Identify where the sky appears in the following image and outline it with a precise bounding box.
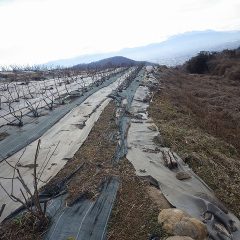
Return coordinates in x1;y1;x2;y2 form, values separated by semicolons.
0;0;239;65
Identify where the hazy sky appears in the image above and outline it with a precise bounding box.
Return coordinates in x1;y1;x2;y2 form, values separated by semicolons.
0;0;239;65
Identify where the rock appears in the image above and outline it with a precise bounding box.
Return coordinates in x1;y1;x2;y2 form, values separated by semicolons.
158;209;190;233
176;171;191;180
148;125;157;131
158;208;208;240
165;237;194;240
146;186;171;209
173;217;207;240
166;237;194;240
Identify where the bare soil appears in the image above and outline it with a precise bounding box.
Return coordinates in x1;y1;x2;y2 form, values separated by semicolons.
149;66;240;218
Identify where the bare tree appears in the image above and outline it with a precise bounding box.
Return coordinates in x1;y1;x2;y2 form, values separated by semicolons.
0;140;49;225
7;101;24;127
42;89;55;111
53;77;65;105
25;99;40;118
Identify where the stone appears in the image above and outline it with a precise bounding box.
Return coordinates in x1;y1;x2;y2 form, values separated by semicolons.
146;186;171;209
158;208;208;240
158;209;190;233
176;171;191;180
173;217;207;240
165;237;194;240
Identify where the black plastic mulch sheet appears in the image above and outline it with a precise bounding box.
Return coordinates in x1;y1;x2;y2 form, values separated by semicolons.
44;177;119;240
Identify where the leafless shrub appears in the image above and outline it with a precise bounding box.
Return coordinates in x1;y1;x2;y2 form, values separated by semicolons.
0;140;49;226
42;89;55;111
6;101;24;127
25;99;40;117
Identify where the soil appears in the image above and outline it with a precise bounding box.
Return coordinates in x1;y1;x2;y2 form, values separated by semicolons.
149;67;240;219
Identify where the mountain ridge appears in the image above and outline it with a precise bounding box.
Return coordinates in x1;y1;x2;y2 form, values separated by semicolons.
47;30;240;67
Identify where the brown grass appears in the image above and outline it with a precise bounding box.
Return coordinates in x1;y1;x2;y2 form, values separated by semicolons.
107;159;168;240
149;67;240;219
0;212;49;240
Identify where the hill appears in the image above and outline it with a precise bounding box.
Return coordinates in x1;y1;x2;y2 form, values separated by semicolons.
72;56;152;70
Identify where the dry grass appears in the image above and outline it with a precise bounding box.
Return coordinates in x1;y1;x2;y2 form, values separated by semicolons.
159;68;240;151
0;212;49;240
107;159;168;240
149;67;240;219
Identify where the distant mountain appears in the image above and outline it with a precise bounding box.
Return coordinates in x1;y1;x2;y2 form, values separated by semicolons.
72;56;152;70
47;30;240;67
